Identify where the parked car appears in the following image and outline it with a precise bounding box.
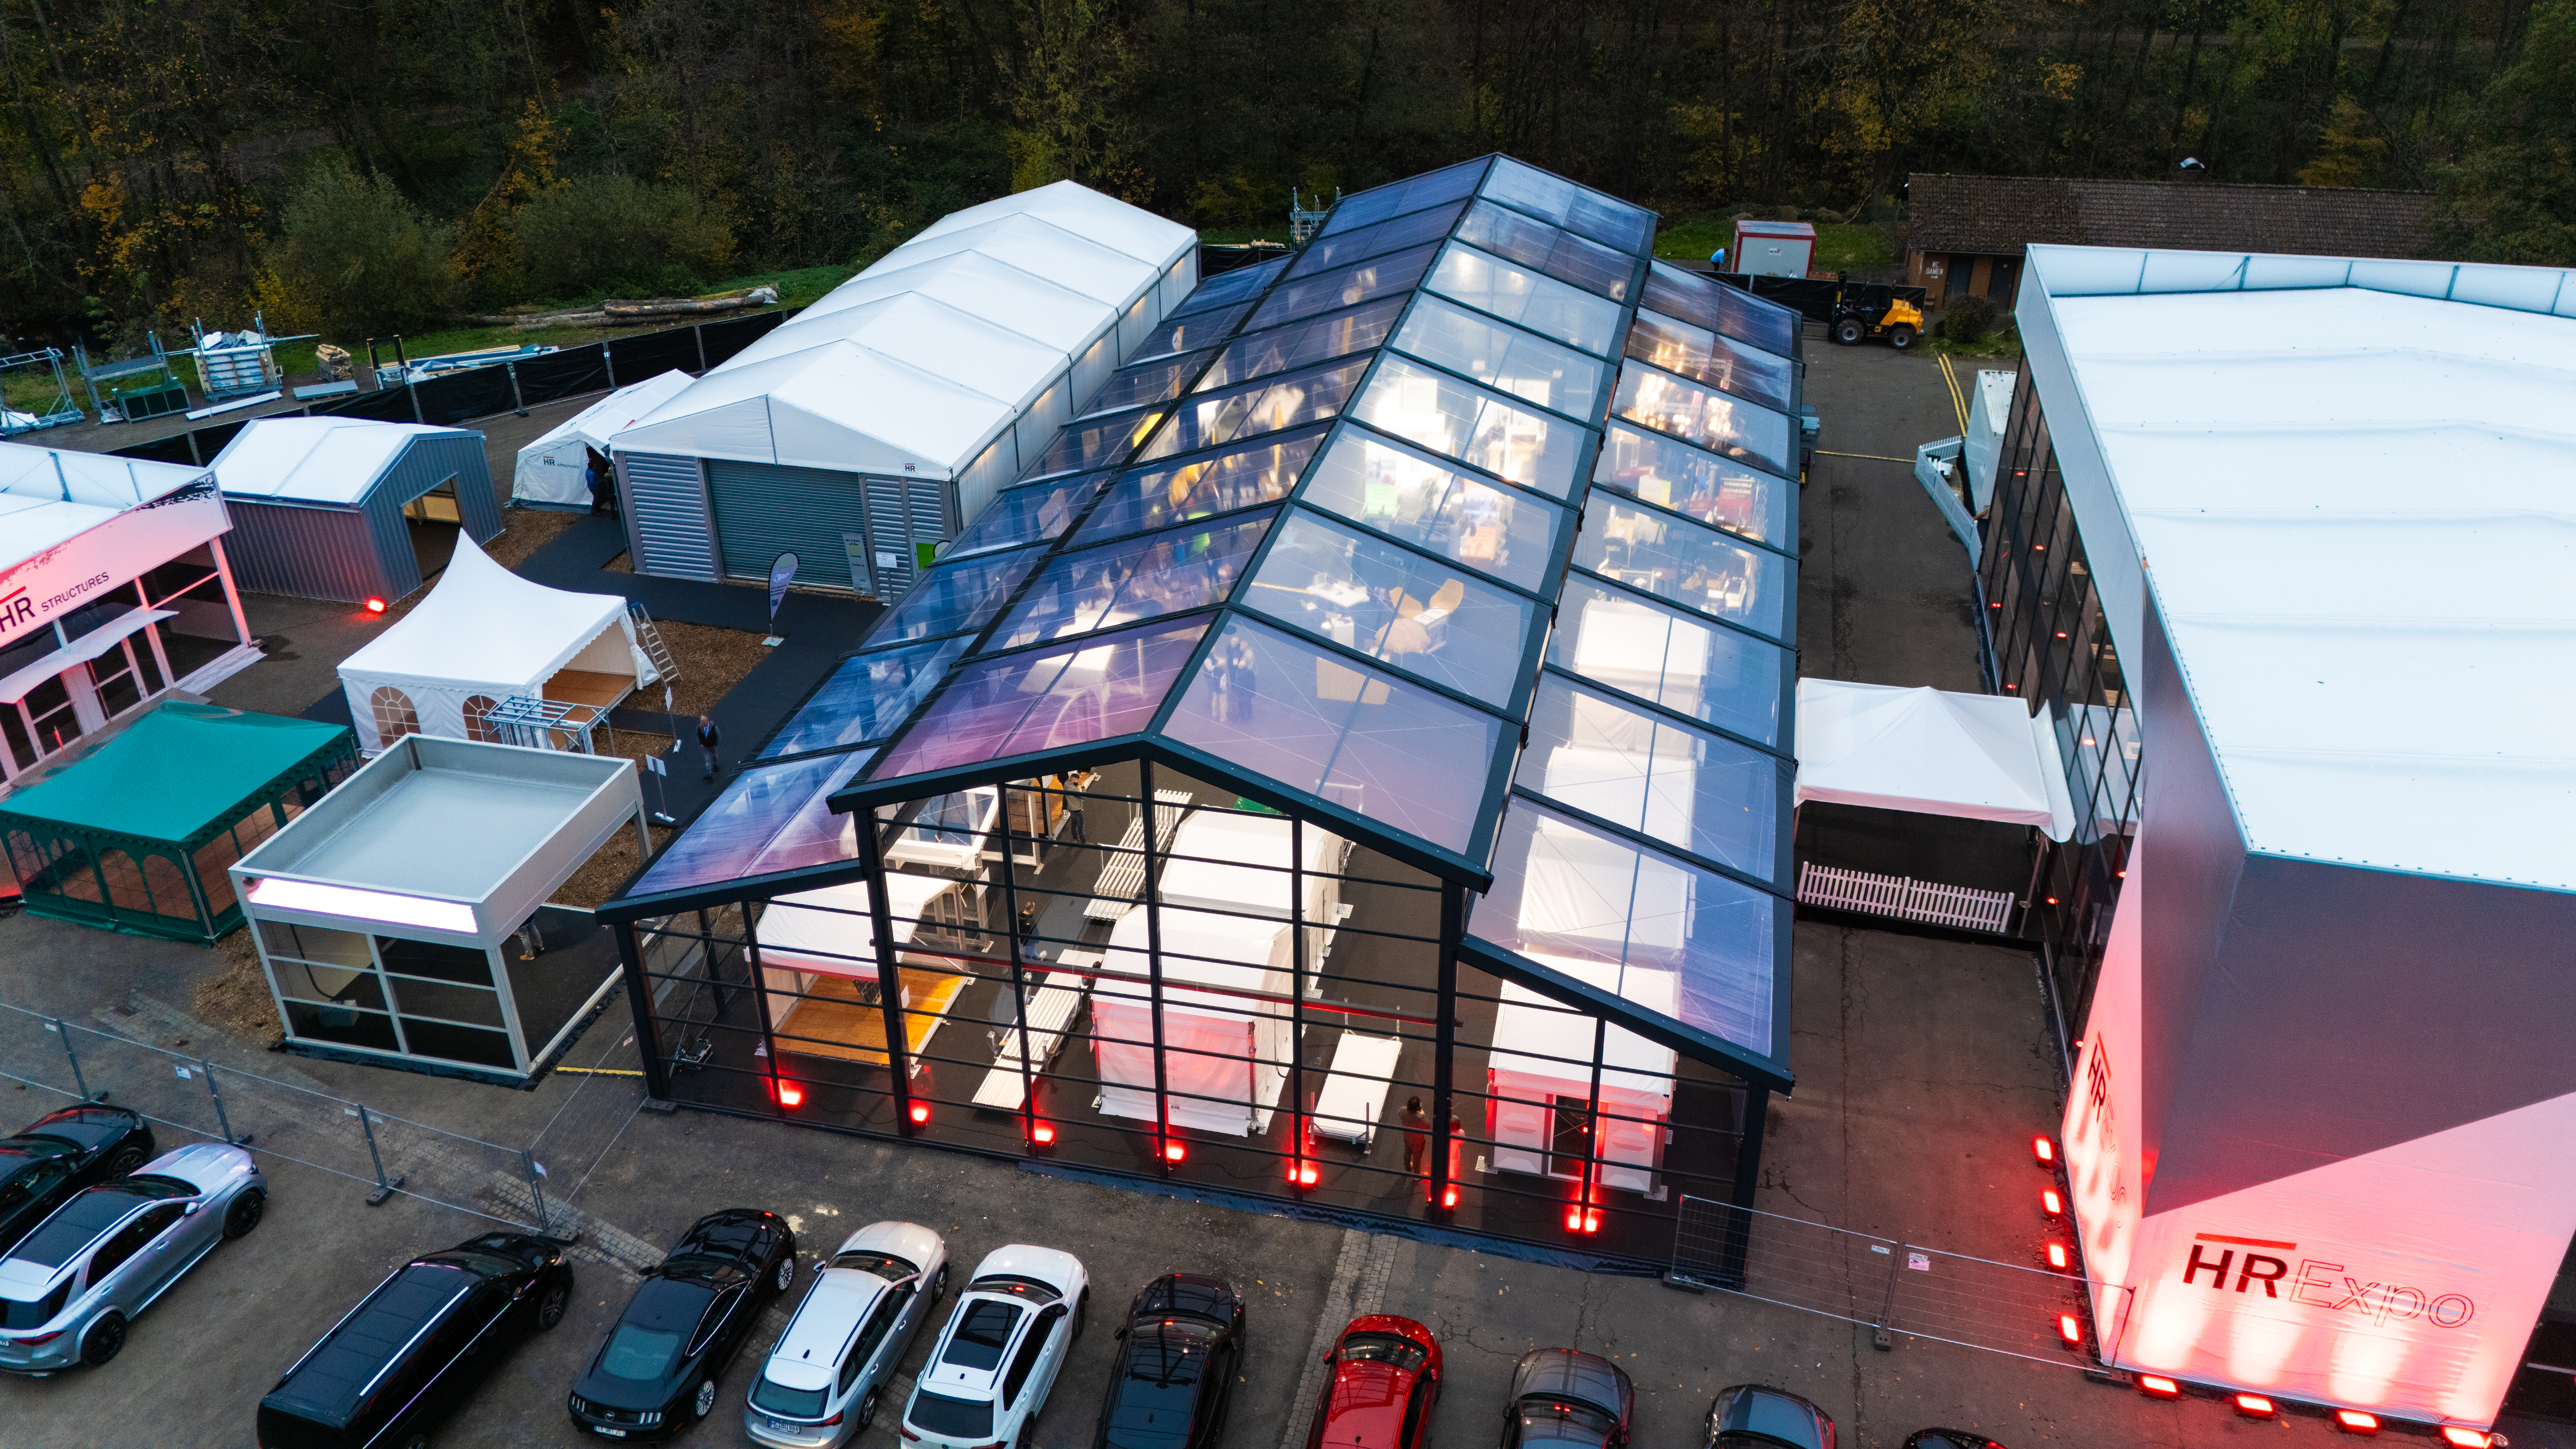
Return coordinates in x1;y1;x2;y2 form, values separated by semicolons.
0;1143;263;1372
1500;1348;1633;1449
1706;1384;1837;1449
900;1244;1088;1449
568;1208;799;1439
0;1105;155;1254
258;1230;573;1449
1900;1435;2002;1449
1098;1273;1248;1449
1303;1315;1440;1449
743;1220;948;1447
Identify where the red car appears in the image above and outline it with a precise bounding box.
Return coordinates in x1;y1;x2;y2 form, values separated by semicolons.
1305;1315;1443;1449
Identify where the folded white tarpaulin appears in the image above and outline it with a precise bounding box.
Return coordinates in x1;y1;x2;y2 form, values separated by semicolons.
1793;678;2075;840
336;536;650;750
512;370;695;508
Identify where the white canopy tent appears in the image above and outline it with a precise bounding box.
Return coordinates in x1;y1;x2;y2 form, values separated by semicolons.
337;536;657;752
512;370;695;509
1793;678;2074;839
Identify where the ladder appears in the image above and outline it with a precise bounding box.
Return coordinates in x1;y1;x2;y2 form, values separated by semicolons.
628;601;680;686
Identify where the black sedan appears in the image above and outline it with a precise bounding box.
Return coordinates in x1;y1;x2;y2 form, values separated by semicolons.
1095;1273;1246;1449
569;1208;798;1439
0;1106;153;1254
1707;1384;1837;1449
1501;1348;1633;1449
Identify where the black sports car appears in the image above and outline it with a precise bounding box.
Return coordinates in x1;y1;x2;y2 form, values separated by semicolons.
1095;1273;1246;1449
569;1208;799;1440
0;1106;154;1254
1706;1384;1836;1449
1500;1348;1633;1449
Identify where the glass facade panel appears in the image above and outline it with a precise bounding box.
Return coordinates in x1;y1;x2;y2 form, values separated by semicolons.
1574;497;1786;641
1299;427;1564;593
873;617;1210;778
629;749;876;897
944;473;1109;560
1319;158;1490;235
1133;359;1367;463
1127;300;1259;360
1285;200;1468;279
1240;510;1538;709
1193;297;1405;392
1245;243;1438;331
1642;263;1798;357
1623;310;1792;414
1170;257;1286;316
1074;428;1327;545
1081;351;1214;417
1391;295;1608;421
1550;578;1784;746
1477;157;1657;253
1610;364;1794;477
761;640;970;759
987;510;1275;651
1452;200;1635;300
1425;244;1621;357
1591;423;1790;550
859;547;1041;649
1471;798;1777;1058
1517;674;1780;879
1350;359;1591;500
1020;407;1167;481
1162;616;1501;855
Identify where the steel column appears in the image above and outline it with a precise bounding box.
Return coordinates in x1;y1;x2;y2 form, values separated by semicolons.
1430;883;1461;1216
858;813;919;1132
1140;760;1172;1171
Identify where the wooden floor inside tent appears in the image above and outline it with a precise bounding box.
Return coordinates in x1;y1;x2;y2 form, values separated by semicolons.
775;972;968;1068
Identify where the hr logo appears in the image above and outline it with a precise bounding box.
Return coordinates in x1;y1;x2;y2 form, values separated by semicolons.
2180;1233;2474;1327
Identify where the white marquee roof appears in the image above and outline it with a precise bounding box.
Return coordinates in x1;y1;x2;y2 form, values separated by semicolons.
0;444;209;567
524;369;697;458
209;417;467;504
1794;678;2074;839
612;181;1194;480
2034;256;2576;890
338;535;628;697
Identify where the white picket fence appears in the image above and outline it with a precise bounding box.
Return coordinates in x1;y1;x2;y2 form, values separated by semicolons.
1797;862;2016;933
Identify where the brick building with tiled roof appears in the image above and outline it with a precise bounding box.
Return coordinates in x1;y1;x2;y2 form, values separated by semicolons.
1904;173;2433;313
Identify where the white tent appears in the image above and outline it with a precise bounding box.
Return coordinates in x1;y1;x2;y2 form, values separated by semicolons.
337;536;657;752
513;370;695;509
1792;678;2074;839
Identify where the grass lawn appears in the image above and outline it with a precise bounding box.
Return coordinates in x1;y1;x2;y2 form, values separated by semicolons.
1653;217;1896;273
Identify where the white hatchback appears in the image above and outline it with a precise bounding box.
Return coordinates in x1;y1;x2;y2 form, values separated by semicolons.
745;1221;949;1448
900;1244;1089;1449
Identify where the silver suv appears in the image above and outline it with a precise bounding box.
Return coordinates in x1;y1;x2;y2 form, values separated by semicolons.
745;1221;948;1447
0;1142;265;1372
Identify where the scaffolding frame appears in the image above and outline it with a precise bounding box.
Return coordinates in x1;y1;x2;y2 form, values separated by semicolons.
0;348;85;435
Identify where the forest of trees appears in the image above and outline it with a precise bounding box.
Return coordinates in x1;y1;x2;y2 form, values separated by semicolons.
1;0;2567;348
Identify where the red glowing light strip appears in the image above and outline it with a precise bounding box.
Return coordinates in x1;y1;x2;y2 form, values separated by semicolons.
2040;1187;2063;1216
2439;1430;2495;1448
2334;1410;2380;1434
2233;1393;2275;1418
2056;1314;2081;1346
2135;1375;2180;1398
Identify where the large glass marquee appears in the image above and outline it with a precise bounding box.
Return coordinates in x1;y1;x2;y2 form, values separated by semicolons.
600;156;1803;1265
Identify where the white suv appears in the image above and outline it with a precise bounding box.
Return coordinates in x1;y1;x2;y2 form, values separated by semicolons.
745;1221;949;1447
900;1245;1089;1449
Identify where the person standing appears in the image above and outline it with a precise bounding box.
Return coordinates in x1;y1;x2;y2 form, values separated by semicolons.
695;714;721;779
1400;1096;1431;1175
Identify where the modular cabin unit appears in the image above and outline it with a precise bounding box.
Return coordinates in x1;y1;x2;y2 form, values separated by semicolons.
1730;219;1814;279
209;418;500;605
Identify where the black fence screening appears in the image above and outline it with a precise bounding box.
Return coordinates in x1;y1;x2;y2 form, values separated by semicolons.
511;343;609;407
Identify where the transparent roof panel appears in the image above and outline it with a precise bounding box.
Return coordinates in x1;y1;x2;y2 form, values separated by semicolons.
1574;495;1788;642
1300;426;1565;594
1644;262;1799;357
1470;797;1776;1058
858;545;1042;651
1240;509;1539;709
1127;299;1260;362
1611;363;1794;478
1550;576;1785;747
1320;158;1491;236
1625;309;1792;414
1132;358;1367;463
1453;200;1636;301
945;471;1109;559
1081;349;1215;417
1162;614;1503;855
1594;422;1791;551
1285;200;1468;280
1478;156;1656;254
760;639;970;759
1020;406;1167;482
1170;257;1287;317
1392;294;1609;422
1194;296;1405;393
629;749;874;898
1245;242;1438;332
871;616;1212;779
1425;243;1622;356
986;509;1275;653
1350;358;1593;500
1073;427;1327;545
1517;672;1781;881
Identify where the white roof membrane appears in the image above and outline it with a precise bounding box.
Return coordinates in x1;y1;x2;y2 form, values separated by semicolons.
210;418;465;503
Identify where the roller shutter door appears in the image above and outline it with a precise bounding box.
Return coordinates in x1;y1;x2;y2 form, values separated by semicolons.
707;461;873;592
620;453;718;581
862;476;956;599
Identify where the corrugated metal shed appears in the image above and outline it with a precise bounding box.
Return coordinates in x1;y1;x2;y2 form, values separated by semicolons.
211;422;500;603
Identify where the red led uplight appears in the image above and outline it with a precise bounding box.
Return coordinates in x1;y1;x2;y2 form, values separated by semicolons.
2233;1393;2276;1419
2439;1430;2496;1448
908;1102;930;1125
2033;1136;2055;1165
2041;1187;2064;1216
1031;1121;1055;1146
364;597;388;614
775;1081;804;1108
2334;1410;2381;1435
2056;1314;2082;1347
1441;1185;1459;1209
2135;1375;2180;1399
2046;1242;2070;1271
1163;1140;1186;1163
